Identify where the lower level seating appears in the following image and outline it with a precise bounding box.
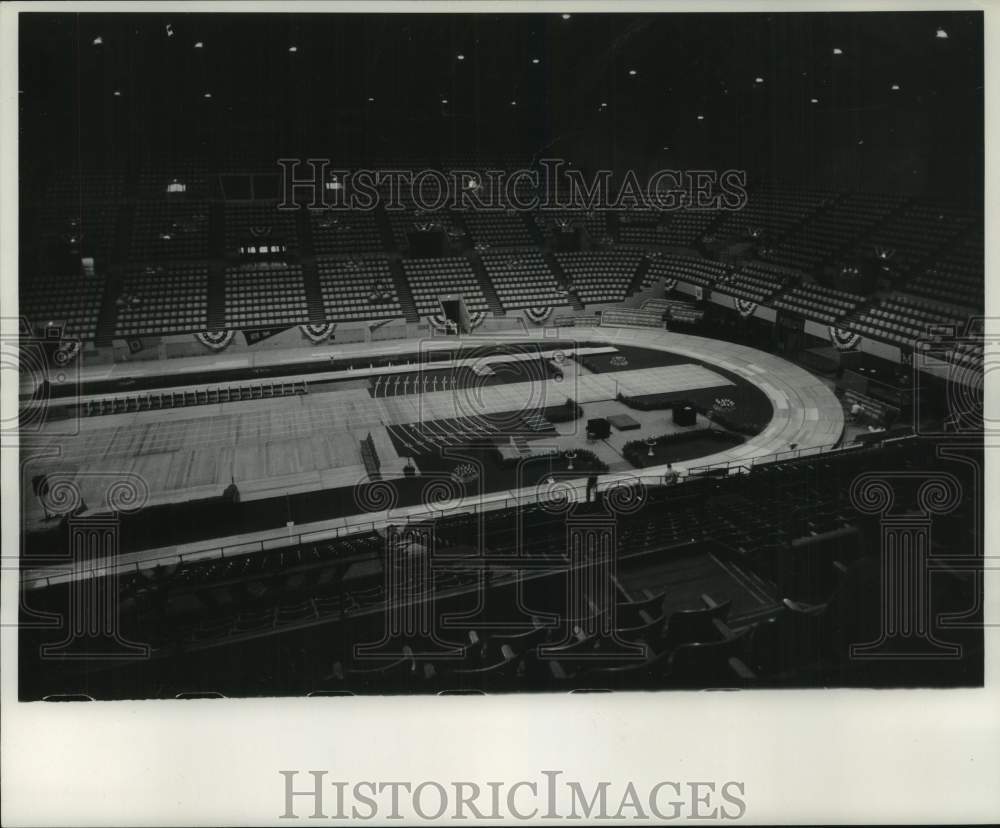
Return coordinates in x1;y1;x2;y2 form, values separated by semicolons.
315;257;402;322
845;293;967;348
773;281;865;324
555;250;642;305
402;256;489;317
480;250;567;310
20;272;104;342
223;263;309;328
115;264;209;336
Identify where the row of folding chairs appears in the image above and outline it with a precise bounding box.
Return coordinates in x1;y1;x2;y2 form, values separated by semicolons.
83;382;307;416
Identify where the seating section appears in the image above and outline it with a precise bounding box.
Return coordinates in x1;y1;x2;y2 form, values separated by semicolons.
714;262;792;303
462;211;534;249
309;210;383;256
402;257;489;317
315;257;402;322
223;263;309;328
850;203;973;274
36;202;120;260
844;294;968;348
619;209;719;248
555;250;642;304
24;437;979;697
18;172;985;345
480;251;567;310
130;201;210;261
534;210;607;241
20;272;104;342
768;193;903;272
906;225;983;310
224;202;299;255
115;264;209;336
773;282;865;324
643;255;729;289
714;184;829;240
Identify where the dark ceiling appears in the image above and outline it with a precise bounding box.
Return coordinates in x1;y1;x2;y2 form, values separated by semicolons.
18;11;984;196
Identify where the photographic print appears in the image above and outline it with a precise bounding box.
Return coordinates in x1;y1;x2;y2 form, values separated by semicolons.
12;7;986;704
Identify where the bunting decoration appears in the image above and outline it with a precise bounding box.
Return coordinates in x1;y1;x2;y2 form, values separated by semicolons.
195;330;235;351
524;306;553;324
734;297;757;318
300;322;336;343
829;326;861;351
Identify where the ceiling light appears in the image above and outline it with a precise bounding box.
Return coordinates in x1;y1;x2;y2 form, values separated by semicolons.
441;98;448;104
662;146;670;151
457;53;465;61
165;24;174;38
194;41;204;49
562;13;571;19
857;138;864;145
755;76;764;83
890;83;900;91
936;28;949;39
92;36;103;46
113;90;121;97
531;58;540;65
697;114;705;120
600;102;608;108
833;47;843;55
628;69;638;76
288;45;298;53
368;96;375;102
510;100;517;106
810;97;819;103
203;92;212;99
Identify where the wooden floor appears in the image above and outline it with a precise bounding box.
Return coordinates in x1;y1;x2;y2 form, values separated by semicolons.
23;328;844;583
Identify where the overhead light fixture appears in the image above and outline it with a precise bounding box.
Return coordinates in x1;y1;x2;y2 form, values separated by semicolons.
600;101;608;108
936;28;949;39
203;92;212;99
628;69;638;76
697;114;705;120
368;96;375;102
113;90;121;97
288;45;298;53
810;97;819;103
441;98;448;104
833;47;843;55
531;58;540;65
890;83;900;91
510;100;517;106
165;24;174;38
194;41;204;49
857;138;864;145
457;53;465;61
662;146;670;150
92;35;103;46
562;13;571;19
755;76;764;83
